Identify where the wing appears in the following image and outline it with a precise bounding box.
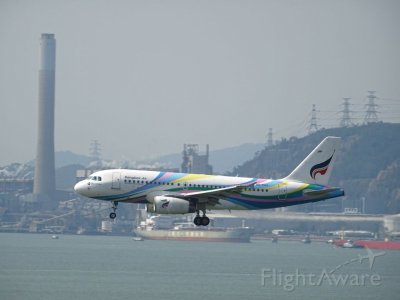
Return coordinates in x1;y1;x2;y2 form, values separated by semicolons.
163;185;249;206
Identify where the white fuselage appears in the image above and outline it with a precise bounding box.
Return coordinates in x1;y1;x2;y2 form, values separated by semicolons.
74;169;342;211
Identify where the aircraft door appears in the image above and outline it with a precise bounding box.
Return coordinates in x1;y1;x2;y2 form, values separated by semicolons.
278;183;287;200
111;172;121;189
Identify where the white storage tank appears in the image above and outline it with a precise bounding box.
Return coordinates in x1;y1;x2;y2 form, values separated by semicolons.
384;214;400;232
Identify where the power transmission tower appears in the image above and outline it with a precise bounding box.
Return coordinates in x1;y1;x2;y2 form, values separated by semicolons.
308;104;318;134
267;128;273;147
364;91;379;123
89;140;101;161
340;97;354;127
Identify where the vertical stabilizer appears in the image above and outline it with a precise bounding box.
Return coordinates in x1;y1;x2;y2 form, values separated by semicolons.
285;137;341;185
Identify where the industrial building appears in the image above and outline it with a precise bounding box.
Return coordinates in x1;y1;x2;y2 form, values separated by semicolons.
181;144;213;174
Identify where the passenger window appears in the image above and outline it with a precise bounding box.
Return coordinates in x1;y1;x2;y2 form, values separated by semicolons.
98;177;102;181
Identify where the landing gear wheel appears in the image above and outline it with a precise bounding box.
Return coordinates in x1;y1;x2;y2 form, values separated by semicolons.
201;216;210;226
109;201;118;219
194;216;202;226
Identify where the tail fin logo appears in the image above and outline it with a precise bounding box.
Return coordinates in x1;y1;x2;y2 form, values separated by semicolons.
310;151;335;180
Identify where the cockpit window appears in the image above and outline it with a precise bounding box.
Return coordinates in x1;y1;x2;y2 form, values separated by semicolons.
88;175;101;181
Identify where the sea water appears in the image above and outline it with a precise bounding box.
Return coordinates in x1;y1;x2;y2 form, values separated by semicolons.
1;233;399;300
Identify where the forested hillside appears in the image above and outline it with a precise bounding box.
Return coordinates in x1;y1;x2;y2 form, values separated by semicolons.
230;123;400;214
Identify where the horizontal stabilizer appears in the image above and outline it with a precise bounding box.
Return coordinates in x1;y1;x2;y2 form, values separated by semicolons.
304;188;339;197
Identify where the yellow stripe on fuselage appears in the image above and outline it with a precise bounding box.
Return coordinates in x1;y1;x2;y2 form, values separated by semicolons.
172;174;215;183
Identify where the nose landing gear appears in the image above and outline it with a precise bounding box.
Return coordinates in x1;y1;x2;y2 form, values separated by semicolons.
109;201;118;219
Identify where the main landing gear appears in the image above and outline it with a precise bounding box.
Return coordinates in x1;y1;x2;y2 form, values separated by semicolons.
109;201;118;219
193;210;210;226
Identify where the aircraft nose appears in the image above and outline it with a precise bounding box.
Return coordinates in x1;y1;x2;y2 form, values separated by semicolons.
74;181;87;196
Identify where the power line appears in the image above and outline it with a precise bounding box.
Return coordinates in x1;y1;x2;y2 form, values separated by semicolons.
270;91;398;141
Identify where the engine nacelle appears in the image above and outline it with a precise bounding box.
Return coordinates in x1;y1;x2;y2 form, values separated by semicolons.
146;196;196;214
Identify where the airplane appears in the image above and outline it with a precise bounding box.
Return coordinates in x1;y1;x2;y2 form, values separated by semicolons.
74;136;344;226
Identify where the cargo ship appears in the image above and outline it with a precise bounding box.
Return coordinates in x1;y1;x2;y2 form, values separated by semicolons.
134;221;253;243
332;239;400;250
327;229;400;250
133;212;253;242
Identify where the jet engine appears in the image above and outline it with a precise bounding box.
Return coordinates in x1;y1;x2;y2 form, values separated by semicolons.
146;196;196;214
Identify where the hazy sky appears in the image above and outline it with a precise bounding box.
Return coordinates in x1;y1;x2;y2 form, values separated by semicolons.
1;0;399;165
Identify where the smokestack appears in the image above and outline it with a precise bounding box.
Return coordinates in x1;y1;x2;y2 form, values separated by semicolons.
33;33;56;204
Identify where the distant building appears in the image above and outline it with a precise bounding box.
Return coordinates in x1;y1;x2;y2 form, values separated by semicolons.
181;144;213;174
